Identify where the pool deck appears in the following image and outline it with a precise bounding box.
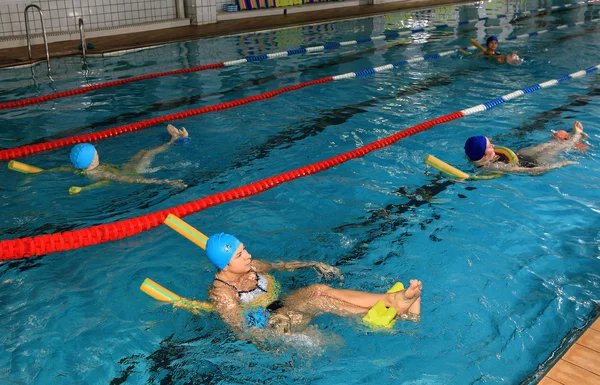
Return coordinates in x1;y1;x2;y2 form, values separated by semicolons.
540;317;600;385
0;0;474;68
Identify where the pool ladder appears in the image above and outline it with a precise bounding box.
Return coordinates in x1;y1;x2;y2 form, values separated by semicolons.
78;18;87;63
24;4;51;72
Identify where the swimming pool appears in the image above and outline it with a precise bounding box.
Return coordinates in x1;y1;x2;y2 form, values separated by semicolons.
1;0;599;383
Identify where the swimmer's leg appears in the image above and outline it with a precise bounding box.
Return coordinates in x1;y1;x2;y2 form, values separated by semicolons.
276;280;422;319
519;121;584;164
399;296;421;322
319;279;422;314
122;124;188;174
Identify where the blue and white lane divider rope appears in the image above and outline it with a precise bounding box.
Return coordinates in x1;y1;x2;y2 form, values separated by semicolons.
223;1;593;67
472;17;599;45
2;5;596;111
483;0;590;20
331;18;600;80
461;64;600;116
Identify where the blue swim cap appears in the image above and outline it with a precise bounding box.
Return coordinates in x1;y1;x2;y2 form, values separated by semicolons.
206;233;241;269
70;143;97;169
464;136;487;161
486;36;498;46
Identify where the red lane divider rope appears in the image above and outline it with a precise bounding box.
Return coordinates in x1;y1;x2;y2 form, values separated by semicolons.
0;63;225;110
0;110;464;261
0;77;334;161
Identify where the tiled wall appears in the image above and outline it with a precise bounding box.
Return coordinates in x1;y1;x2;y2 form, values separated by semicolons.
0;0;179;38
183;0;216;25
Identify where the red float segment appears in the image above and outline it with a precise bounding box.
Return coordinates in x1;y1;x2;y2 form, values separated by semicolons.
0;109;465;262
0;62;227;110
0;76;337;161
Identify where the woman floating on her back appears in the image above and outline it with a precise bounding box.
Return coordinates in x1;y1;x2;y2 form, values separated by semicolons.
464;121;586;175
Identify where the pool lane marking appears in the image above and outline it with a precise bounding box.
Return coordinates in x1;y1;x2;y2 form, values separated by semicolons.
0;0;592;110
2;16;599;161
1;62;599;261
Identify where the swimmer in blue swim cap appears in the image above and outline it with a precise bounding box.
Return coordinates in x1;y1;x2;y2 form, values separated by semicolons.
206;233;422;340
69;124;189;190
464;121;585;175
473;35;521;64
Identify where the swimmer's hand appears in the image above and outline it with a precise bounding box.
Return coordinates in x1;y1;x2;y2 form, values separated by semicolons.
312;262;343;280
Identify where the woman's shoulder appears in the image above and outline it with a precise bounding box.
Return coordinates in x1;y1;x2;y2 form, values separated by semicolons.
209;281;239;302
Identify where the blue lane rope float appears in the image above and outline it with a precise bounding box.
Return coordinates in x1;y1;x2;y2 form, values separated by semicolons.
0;1;594;110
2;62;599;261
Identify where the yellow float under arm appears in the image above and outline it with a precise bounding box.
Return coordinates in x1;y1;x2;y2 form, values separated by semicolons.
8;160;44;174
493;146;518;164
164;214;208;250
69;180;110;195
425;154;471;179
363;282;405;329
140;278;214;313
425;154;505;181
470;38;486;52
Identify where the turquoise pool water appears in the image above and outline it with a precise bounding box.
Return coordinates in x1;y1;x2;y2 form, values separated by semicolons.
1;1;600;383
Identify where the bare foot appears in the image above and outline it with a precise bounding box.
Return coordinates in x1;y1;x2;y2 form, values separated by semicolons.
167;124;189;140
390;279;421;313
573;121;584;136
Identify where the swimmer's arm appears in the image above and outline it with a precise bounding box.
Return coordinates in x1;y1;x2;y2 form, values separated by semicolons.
253;260;321;272
484;161;575;175
45;166;76;172
97;172;185;188
253;260;342;278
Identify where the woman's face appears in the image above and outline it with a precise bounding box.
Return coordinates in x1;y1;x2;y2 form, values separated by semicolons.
225;243;252;274
482;138;496;161
87;151;99;170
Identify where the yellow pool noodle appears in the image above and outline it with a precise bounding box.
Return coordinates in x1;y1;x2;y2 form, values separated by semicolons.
140;278;214;313
425;154;471;179
362;282;405;329
494;146;518;164
470;38;486;52
141;278;182;302
69;186;83;195
8;160;44;174
164;214;208;250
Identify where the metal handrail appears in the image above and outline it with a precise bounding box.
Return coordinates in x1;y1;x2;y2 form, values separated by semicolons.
24;4;51;72
78;18;87;62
